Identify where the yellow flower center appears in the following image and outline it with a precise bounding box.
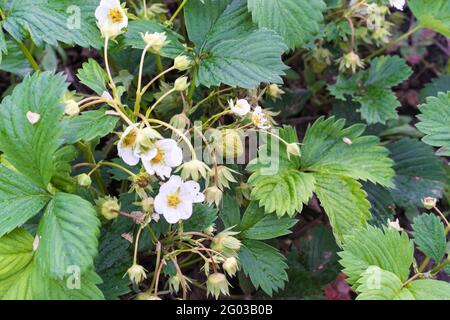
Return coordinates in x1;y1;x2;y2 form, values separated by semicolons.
151;148;165;164
252;114;262;126
108;8;124;24
167;193;181;208
122;130;137;147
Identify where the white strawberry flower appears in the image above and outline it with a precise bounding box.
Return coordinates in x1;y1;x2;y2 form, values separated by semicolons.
251;106;271;129
389;0;405;10
142;139;183;179
117;125;163;166
117;124;140;166
154;175;205;224
95;0;128;38
229;99;251;117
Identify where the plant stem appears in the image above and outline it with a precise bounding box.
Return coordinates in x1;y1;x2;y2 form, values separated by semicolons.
169;0;189;24
15;39;40;71
145;88;177;118
135;44;152;115
365;25;422;61
155;55;165;80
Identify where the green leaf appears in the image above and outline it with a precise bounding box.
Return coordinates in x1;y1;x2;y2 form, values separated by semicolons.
338;225;414;286
76;58;108;95
0;72;68;187
185;0;287;88
365;55;413;89
62;109;119;144
388;138;445;208
355;87;400;124
406;279;450;300
409;0;450;37
239;201;297;240
1;0;101;48
219;192;241;229
363;182;395;227
0;28;7;63
248;170;315;217
301;117;395;187
183;204;218;233
329;56;412;124
247;0;326;49
355;266;414;300
239;239;288;296
0;39;31;76
0;228;34;299
31;266;104;300
412;214;447;262
0;166;50;237
35;192;100;279
419;75;450;103
314;173;371;244
124;20;186;58
416;92;450;156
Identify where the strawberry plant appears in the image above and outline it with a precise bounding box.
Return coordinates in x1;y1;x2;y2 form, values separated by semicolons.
0;0;449;300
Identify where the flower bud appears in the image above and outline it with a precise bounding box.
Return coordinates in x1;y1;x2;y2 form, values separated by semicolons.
64;99;80;116
211;166;238;190
211;229;241;257
96;196;120;220
141;32;168;52
169;275;181;294
339;51;365;73
177;159;210;181
135;292;161;300
76;173;92;188
127;264;147;284
267;84;285;100
286;143;301;159
387;218;403;232
207;273;230;299
174;76;189;91
222;257;239;277
422;197;437;210
205;186;223;207
170;113;190;131
214;129;244;159
141;197;154;213
174;55;192;71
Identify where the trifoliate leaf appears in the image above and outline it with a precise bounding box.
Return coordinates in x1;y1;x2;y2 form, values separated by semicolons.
329;56;412;124
0;72;68;188
412;214;447;262
239;201;297;240
314;173;371;244
409;0;450;37
338;225;414;286
301;117;395;187
355;266;414;300
0;228;34;299
124;20;186;58
387;138;445;208
239;239;288;296
62;109;119;144
76;59;108;96
35;192;100;279
406;279;450;300
0;166;50;237
416;92;450;156
1;0;102;48
185;0;287;88
247;0;326;49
